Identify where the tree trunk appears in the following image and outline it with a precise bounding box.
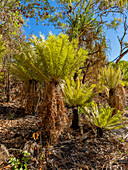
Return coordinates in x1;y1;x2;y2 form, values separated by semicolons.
6;69;10;102
96;127;103;137
71;107;79;130
108;88;116;115
21;79;39;115
38;81;69;144
73;72;78;82
25;80;33;114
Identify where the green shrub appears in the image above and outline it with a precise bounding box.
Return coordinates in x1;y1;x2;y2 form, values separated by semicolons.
8;150;31;170
61;77;95;130
99;66;121;90
80;102;126;137
62;78;95;107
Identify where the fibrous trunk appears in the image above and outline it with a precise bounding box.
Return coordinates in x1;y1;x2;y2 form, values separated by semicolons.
6;70;10;102
20;80;39;114
38;81;69;144
108;88;116;115
96;127;103;137
71;107;79;130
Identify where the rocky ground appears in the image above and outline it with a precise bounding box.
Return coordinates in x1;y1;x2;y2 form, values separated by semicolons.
0;102;128;170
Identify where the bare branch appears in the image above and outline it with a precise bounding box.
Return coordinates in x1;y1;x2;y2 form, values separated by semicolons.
116;49;128;64
116;15;128;63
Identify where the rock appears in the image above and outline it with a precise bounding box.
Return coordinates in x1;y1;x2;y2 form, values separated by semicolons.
0;144;10;163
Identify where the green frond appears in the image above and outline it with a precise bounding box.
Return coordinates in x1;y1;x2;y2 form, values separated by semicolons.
62;77;95;107
99;66;121;89
10;65;32;81
80;102;125;130
30;33;88;81
11;33;88;84
10;44;49;82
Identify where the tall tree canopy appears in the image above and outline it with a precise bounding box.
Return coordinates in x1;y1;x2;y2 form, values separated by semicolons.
1;0;128;62
42;0;128;63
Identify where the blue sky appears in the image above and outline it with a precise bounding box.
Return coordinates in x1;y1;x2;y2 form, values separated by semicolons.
23;2;128;62
106;26;128;61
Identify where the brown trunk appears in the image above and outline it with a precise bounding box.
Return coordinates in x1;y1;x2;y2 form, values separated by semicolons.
19;80;39;114
97;127;103;138
71;107;79;130
108;89;116;115
6;70;10;102
25;80;39;114
38;81;69;144
73;72;78;82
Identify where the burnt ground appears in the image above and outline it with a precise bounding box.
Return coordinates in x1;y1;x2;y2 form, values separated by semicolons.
0;103;128;170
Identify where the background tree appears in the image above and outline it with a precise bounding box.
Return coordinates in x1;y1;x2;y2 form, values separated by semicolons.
116;16;128;63
41;0;128;83
0;0;54;23
0;0;56;102
0;35;7;60
0;35;7;101
0;1;25;102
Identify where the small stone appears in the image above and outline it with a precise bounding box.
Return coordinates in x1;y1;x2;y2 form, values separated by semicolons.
0;144;10;163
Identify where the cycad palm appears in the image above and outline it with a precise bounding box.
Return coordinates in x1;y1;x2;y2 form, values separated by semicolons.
62;78;95;130
10;43;41;114
12;33;88;143
30;33;87;81
33;33;88;143
100;66;121;114
80;102;125;137
100;66;121;89
10;43;41;82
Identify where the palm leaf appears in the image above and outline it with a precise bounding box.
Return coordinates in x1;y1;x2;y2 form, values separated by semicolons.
80;103;125;130
62;78;95;107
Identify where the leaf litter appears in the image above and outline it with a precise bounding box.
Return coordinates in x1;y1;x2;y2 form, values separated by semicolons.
0;103;128;170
